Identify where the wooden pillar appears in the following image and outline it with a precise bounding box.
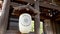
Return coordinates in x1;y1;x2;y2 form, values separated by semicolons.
34;0;39;10
34;0;40;34
52;20;56;34
34;14;40;34
44;19;53;34
0;0;10;26
0;0;10;34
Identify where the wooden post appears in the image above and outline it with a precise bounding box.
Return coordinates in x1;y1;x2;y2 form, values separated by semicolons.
34;0;40;34
44;19;53;34
51;19;56;34
0;0;10;34
34;0;39;11
52;21;56;34
34;14;40;34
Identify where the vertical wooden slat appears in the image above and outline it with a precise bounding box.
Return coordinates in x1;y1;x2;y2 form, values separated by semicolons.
52;21;56;34
0;0;10;34
44;19;53;34
51;18;56;34
34;0;40;34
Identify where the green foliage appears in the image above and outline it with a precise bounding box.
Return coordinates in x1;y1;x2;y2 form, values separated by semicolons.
31;21;34;32
31;21;43;34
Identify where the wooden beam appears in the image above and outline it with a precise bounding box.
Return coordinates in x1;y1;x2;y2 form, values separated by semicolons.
15;0;35;4
13;5;40;14
39;2;60;11
13;0;60;11
10;2;23;7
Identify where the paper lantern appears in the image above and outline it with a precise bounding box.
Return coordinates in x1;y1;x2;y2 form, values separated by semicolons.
19;13;32;33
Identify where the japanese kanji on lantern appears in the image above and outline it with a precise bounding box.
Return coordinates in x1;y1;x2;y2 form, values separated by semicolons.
19;13;32;33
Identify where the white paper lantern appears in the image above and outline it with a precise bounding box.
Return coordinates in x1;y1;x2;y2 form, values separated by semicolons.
19;13;32;33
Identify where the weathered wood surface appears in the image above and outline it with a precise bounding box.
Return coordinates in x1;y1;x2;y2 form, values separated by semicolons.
34;14;40;34
0;0;10;34
44;19;53;34
34;0;40;34
39;2;60;11
51;20;56;34
12;0;60;11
